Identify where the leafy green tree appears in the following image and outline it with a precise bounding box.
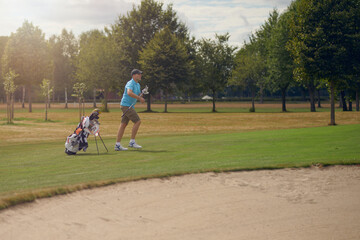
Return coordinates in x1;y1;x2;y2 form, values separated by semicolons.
251;9;279;103
182;37;202;101
2;68;18;123
0;36;8;61
75;30;100;102
72;82;87;121
49;29;78;108
354;77;360;111
2;20;52;112
40;79;53;121
316;80;327;108
198;33;236;112
112;0;188;68
267;10;295;112
111;0;189;102
228;10;279;106
347;2;360;111
287;2;318;112
230;45;262;112
139;27;192;112
75;29;120;112
288;0;360;125
0;36;9;101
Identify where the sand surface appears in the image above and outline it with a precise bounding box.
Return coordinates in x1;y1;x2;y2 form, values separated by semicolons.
1;165;360;240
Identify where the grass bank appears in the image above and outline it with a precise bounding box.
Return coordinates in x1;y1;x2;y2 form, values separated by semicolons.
1;124;359;210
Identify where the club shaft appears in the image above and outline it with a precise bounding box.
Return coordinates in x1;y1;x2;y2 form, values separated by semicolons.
121;92;145;117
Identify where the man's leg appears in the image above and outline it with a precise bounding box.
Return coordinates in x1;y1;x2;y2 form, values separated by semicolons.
115;122;128;151
117;122;127;142
128;120;142;149
131;120;141;140
125;108;142;149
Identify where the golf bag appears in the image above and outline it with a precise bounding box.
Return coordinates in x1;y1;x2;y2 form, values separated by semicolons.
65;109;101;155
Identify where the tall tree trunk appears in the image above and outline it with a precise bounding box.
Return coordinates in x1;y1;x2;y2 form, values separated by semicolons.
340;91;347;111
48;85;51;109
356;89;359;111
251;89;255;111
281;88;287;112
78;97;82;122
6;94;10;124
28;85;32;113
45;97;48;121
103;90;108;112
146;94;152;112
317;89;322;108
349;100;353;111
82;97;85;116
164;90;168;113
11;93;14;120
65;87;68;109
22;86;25;108
308;84;316;112
330;81;336;125
93;88;97;108
212;90;216;112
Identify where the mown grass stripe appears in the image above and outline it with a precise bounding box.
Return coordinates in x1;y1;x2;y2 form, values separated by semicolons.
1;124;360;210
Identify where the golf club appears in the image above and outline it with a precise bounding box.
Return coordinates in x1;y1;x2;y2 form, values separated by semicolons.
121;85;149;118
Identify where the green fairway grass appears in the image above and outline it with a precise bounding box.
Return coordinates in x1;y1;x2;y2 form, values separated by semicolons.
1;124;359;210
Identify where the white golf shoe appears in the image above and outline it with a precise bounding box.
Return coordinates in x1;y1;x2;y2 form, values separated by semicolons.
115;144;128;151
128;141;142;149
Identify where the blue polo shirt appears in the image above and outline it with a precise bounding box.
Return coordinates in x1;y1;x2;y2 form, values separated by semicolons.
120;79;141;108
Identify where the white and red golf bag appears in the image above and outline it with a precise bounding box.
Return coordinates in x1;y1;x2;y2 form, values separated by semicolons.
65;109;100;155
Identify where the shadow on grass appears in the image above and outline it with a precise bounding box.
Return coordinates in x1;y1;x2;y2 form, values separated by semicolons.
128;149;171;153
67;152;110;156
68;149;171;155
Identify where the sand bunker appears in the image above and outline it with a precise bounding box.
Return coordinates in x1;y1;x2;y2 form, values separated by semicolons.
1;165;360;240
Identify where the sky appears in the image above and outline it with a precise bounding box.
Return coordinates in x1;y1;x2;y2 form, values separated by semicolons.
0;0;293;47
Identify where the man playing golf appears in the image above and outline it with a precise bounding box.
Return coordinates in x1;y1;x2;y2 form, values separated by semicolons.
115;69;145;151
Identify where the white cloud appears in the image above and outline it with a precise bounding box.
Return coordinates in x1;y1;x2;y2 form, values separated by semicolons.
0;0;293;46
162;0;292;46
0;0;134;37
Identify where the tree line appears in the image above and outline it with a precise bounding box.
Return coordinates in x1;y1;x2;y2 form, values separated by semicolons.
231;0;359;125
1;0;359;125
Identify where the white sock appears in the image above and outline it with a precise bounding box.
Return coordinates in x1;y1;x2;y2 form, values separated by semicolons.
116;142;120;146
130;139;135;143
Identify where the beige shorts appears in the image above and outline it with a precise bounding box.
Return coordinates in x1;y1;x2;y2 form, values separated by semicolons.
121;106;140;124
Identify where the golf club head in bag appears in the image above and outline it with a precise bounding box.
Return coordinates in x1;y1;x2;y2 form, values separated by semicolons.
82;116;100;136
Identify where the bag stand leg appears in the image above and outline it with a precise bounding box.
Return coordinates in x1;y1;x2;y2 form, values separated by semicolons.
98;133;108;152
94;135;99;155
